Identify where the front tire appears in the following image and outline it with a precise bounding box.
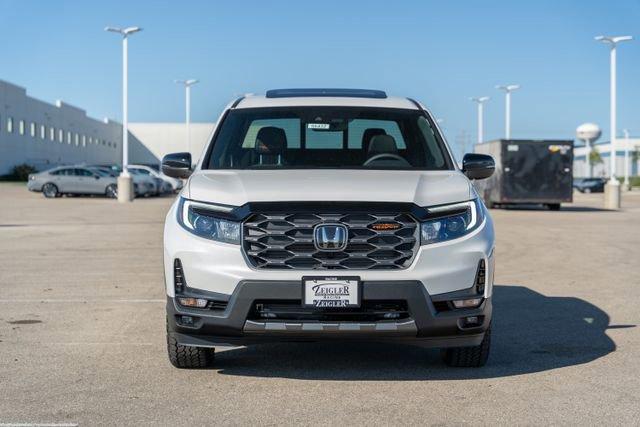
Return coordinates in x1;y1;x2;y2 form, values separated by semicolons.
442;326;491;367
42;183;59;198
167;331;215;369
105;184;118;199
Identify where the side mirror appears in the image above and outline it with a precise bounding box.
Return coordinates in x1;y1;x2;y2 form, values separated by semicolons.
462;153;495;180
162;152;192;179
94;174;100;179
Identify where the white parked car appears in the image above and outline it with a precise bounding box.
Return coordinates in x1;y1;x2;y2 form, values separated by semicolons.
87;165;157;198
27;166;118;198
161;89;496;369
128;164;183;193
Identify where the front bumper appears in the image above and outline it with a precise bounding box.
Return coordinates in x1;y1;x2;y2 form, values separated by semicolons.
167;280;491;348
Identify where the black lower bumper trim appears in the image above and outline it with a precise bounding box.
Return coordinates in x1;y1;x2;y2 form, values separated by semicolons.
167;280;491;348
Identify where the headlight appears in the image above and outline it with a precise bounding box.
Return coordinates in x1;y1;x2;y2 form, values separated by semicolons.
420;198;484;245
178;198;240;244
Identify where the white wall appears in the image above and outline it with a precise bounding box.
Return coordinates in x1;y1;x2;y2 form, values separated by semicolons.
0;80;122;174
128;122;215;166
573;138;640;178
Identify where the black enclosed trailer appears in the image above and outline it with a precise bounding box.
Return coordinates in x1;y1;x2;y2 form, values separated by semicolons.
473;139;573;210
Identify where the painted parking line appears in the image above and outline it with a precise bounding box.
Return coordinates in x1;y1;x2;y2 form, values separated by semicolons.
0;424;79;427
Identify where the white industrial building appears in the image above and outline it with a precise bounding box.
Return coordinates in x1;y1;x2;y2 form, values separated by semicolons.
0;79;215;175
0;80;122;174
573;138;640;178
128;123;214;167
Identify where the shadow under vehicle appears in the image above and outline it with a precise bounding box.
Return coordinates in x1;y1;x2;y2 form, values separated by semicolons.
209;285;623;380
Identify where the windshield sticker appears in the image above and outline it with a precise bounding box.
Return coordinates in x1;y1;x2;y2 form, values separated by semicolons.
307;123;331;130
507;144;519;151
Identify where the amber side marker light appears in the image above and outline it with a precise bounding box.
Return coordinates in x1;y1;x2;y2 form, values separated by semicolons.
178;297;208;308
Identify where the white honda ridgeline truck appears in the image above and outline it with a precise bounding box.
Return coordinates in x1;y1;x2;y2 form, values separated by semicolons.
161;88;496;368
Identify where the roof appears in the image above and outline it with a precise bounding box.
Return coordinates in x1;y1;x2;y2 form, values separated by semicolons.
234;93;419;110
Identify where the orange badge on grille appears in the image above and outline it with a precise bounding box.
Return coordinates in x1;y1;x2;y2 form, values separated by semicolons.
370;222;401;231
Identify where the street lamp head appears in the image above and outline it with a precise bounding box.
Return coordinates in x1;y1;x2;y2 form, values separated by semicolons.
496;84;520;92
470;96;490;104
123;27;142;35
105;26;142;37
595;35;633;45
175;79;199;87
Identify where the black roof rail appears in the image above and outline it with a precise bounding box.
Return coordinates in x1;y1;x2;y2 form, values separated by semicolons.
265;88;387;99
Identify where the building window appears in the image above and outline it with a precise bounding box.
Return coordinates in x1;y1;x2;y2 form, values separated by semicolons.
75;133;79;146
58;129;63;143
89;136;93;145
30;122;36;137
49;127;55;141
82;135;86;146
40;125;45;139
19;120;25;135
7;117;13;133
67;131;71;144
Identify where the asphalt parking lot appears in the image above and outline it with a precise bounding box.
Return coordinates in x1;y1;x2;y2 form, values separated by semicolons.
1;182;639;425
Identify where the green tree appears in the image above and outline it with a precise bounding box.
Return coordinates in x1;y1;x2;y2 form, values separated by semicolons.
589;148;603;165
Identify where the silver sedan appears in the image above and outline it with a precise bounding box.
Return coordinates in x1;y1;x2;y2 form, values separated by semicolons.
27;166;119;198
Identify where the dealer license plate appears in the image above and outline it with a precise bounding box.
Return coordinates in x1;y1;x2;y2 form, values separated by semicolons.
302;276;360;308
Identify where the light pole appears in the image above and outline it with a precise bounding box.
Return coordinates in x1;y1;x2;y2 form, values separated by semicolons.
623;129;630;189
105;26;142;202
470;97;490;144
175;79;199;160
496;85;520;139
595;35;632;204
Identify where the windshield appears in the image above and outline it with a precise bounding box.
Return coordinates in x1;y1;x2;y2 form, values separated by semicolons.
204;107;452;170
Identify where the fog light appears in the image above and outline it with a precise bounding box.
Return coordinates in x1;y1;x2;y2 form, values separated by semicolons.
180;315;194;326
452;298;483;309
178;297;208;308
462;316;482;327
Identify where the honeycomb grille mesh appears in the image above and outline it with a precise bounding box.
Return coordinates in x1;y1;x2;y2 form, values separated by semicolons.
243;212;419;270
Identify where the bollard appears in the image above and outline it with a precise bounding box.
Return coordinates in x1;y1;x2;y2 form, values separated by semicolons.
117;175;134;203
604;181;621;210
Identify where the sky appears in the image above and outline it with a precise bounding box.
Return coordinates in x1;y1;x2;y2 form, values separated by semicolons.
1;0;639;154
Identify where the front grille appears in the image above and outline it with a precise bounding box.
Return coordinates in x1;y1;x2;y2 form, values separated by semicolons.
243;212;419;270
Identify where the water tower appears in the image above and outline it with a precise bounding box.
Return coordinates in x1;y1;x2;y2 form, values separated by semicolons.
576;123;601;178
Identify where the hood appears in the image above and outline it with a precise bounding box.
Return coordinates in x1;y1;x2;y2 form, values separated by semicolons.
186;169;472;207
